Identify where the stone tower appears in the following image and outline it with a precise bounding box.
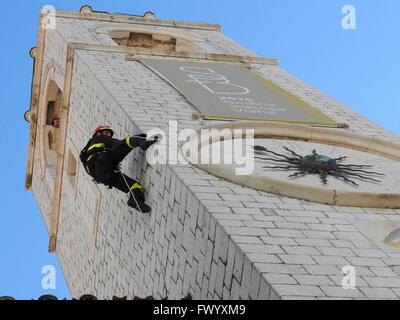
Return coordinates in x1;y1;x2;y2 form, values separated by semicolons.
25;6;400;300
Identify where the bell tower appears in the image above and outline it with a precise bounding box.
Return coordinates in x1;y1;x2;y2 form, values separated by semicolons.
25;6;400;299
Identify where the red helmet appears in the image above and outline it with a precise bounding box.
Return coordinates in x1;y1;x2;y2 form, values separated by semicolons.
93;125;114;137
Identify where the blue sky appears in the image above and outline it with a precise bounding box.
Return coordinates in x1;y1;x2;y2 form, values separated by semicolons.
0;0;398;299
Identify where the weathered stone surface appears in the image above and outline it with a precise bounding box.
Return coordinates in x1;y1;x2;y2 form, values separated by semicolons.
29;10;400;300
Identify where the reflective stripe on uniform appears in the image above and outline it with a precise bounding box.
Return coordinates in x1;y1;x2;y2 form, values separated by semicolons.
126;136;134;148
84;155;95;175
130;183;143;191
88;143;106;152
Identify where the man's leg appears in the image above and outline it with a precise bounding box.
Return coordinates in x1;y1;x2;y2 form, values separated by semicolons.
93;154;142;199
108;139;134;164
93;152;150;213
109;135;159;164
93;154;115;185
109;172;145;202
109;172;150;213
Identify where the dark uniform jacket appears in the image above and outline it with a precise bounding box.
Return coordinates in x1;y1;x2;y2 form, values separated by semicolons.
79;134;122;176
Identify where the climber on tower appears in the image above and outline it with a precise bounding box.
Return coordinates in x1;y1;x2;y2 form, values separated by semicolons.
79;125;158;214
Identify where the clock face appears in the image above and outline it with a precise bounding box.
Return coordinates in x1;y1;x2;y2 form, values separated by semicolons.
186;120;400;208
196;137;400;208
250;139;399;194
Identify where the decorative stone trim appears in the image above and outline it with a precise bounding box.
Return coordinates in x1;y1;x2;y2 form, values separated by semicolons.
188;121;400;208
56;8;222;31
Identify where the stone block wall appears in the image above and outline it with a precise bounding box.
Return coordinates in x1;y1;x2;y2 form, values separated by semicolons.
29;13;400;299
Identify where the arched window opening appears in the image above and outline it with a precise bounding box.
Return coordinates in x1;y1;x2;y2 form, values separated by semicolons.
43;80;62;169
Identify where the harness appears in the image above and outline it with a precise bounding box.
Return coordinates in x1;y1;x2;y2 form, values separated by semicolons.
80;142;110;176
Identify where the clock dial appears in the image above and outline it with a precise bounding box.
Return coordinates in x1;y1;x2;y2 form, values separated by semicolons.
188;121;400;208
250;139;398;193
195;138;400;208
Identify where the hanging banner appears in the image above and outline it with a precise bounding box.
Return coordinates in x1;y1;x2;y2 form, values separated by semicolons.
139;58;336;126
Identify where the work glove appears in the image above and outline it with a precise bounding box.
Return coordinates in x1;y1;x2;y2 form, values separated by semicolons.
129;134;159;151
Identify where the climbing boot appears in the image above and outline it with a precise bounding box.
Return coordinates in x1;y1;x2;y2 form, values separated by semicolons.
127;190;151;213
